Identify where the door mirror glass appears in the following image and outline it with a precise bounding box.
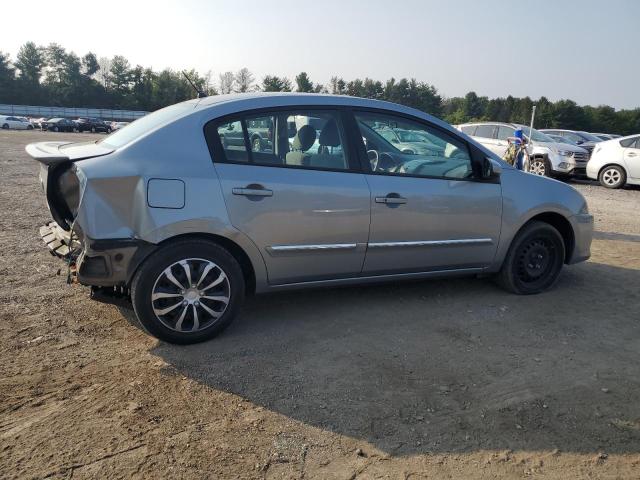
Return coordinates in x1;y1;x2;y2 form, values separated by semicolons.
483;157;502;179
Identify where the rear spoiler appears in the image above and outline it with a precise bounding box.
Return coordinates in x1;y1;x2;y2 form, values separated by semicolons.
25;142;72;166
26;141;114;165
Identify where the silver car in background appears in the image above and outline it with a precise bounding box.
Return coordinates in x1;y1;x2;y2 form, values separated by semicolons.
457;122;590;177
27;93;593;344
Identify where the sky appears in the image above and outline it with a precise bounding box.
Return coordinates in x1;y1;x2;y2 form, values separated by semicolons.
3;0;639;109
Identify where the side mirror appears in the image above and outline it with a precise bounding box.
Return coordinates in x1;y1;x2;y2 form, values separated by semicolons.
391;138;399;144
482;157;502;179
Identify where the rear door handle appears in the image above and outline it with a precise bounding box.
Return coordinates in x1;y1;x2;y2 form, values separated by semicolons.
232;186;273;197
375;194;408;205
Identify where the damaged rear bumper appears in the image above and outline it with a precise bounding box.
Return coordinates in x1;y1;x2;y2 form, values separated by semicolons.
39;221;156;287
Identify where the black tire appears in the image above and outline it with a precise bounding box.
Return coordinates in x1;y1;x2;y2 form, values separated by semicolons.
1;123;9;129
131;239;245;344
496;221;565;295
27;125;34;130
598;165;626;189
106;127;112;134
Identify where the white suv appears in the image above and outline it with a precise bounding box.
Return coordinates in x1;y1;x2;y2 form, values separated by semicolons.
457;122;589;177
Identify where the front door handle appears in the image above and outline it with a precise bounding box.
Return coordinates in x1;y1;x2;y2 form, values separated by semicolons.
375;194;408;205
628;152;637;157
232;185;273;197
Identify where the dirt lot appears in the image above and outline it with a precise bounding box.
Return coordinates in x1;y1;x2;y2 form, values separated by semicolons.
1;130;640;479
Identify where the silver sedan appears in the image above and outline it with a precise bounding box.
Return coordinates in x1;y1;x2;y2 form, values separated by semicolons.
27;93;593;344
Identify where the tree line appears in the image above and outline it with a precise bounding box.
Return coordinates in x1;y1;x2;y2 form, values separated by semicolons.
1;42;638;135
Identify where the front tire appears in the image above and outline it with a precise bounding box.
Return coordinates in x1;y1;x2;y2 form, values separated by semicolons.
1;123;9;129
599;165;625;189
496;221;565;295
131;239;245;344
529;157;551;177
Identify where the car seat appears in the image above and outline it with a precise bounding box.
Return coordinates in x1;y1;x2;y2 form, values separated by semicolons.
285;125;316;166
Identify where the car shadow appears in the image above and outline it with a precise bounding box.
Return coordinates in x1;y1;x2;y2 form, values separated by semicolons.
147;261;640;456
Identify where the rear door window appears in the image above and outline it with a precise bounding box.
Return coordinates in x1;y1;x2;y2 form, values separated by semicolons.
207;110;352;171
474;125;496;139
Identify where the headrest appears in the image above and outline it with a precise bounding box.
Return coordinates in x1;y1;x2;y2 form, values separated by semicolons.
291;125;317;152
319;120;341;147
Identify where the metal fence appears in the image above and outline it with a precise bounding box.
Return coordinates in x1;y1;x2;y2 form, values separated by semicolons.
0;104;148;121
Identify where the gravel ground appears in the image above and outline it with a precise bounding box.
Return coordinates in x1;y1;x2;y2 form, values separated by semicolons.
1;130;640;479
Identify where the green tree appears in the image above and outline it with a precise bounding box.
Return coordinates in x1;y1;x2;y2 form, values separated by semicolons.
0;52;16;103
295;72;314;92
262;75;292;92
82;53;99;76
234;68;255;93
14;42;44;85
109;55;132;104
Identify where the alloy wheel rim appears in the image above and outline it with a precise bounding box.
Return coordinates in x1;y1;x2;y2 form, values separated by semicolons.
530;160;546;176
151;258;230;333
252;138;261;151
602;169;620;186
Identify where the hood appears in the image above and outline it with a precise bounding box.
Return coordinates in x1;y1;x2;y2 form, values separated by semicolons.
532;141;588;154
25;141;114;166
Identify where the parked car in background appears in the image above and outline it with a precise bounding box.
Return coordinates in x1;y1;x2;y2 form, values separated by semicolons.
457;122;589;177
42;118;77;132
0;115;34;130
587;135;640;188
27;93;593;344
546;133;580;146
592;133;621;141
539;129;602;155
374;126;445;155
218;117;273;152
111;121;130;131
31;117;48;129
75;117;112;133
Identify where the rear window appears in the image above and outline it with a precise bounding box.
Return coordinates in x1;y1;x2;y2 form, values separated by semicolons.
620;136;640;148
100;102;193;149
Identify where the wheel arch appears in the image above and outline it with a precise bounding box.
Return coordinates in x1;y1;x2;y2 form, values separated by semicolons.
129;232;257;295
520;212;575;264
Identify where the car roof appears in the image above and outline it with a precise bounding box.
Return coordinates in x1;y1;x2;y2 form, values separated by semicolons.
458;121;517;128
187;92;454;132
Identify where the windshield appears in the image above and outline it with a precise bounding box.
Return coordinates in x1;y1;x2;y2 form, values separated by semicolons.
519;126;555;143
578;131;603;142
99;102;194;148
